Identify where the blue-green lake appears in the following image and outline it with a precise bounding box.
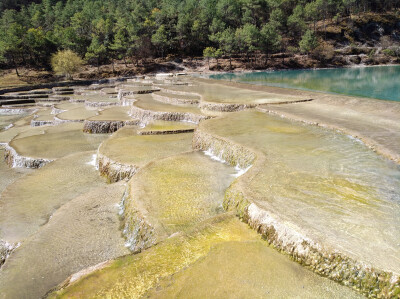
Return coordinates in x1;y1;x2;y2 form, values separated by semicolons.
209;65;400;102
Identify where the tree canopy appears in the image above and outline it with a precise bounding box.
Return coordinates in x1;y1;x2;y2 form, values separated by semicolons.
0;0;399;71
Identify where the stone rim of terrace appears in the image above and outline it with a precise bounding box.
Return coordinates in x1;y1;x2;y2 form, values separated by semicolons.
136;120;197;135
82;107;140;134
151;91;201;105
129;94;209;124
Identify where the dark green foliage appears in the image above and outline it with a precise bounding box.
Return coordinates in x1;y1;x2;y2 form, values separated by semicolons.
0;0;399;71
299;29;319;54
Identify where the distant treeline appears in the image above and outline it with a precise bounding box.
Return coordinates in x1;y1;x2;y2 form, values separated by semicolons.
0;0;399;70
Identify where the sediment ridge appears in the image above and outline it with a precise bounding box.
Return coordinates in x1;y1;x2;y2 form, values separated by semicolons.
3;143;53;168
97;152;139;182
152;93;200;105
83;119;139;134
130;105;209;124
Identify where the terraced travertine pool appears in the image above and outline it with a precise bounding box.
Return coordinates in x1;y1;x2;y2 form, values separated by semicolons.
194;110;400;274
0;72;399;298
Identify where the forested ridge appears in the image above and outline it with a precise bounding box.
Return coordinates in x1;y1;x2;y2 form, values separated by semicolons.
1;0;400;72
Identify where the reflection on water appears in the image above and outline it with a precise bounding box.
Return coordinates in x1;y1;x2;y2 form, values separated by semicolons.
210;65;400;101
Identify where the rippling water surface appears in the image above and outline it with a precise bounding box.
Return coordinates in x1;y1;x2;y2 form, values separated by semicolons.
210;65;400;101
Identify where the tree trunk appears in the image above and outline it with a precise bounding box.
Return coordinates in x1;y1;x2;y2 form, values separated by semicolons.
97;57;100;73
22;53;27;66
112;59;115;73
123;56;128;68
229;56;232;70
12;55;19;77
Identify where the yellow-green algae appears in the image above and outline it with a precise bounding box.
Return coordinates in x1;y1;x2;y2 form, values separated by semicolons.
46;215;265;298
194;110;400;296
122;151;236;251
49;215;362;299
146;241;363;299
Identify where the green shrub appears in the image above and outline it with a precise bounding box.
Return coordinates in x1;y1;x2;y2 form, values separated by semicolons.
51;50;83;79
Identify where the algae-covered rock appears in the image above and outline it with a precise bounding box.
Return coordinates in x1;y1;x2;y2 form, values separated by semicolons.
122;151;235;252
48;214;362;299
97;128;193;182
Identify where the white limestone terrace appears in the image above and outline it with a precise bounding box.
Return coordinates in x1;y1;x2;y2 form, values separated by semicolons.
193;110;400;297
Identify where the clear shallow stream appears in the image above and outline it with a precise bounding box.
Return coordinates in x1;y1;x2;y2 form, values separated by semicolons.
210;65;400;102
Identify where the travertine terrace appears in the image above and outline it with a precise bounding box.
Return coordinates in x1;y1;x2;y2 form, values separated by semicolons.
0;74;399;298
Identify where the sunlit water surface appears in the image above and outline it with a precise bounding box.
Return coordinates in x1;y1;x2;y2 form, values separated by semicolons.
210;65;400;101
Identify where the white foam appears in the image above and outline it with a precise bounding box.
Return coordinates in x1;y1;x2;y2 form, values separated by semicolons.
203;148;252;178
86;154;98;169
4;124;13;130
232;164;252;178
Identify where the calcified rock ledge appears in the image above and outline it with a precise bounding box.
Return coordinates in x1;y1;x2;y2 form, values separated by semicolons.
83;120;139;134
117;88;160;100
138;128;195;135
40;96;70;102
152;93;199;105
0;240;17;268
97;153;139;183
54;116;83;125
31;119;54;127
200;101;257;112
3;144;53;169
192;127;400;298
120;186;159;253
84;101;117;108
68;98;85;103
130;106;209;124
0;108;36;115
199;99;315;113
51;107;66;115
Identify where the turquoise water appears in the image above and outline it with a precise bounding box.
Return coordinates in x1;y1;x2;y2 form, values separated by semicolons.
209;65;400;102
